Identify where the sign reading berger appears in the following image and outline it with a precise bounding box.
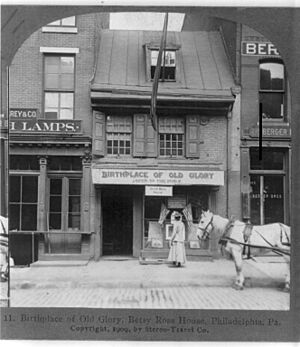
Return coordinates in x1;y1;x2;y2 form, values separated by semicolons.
92;168;224;186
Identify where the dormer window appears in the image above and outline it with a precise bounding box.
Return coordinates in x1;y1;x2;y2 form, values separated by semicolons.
150;50;176;81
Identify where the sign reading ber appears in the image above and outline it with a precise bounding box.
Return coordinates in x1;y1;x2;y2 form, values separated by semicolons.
92;168;224;186
242;42;280;56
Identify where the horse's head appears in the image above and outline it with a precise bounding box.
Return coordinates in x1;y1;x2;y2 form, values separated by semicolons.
197;210;214;240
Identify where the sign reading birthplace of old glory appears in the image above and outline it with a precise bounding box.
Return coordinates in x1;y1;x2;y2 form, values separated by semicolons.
92;168;224;186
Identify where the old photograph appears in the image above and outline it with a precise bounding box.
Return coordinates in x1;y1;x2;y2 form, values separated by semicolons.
0;1;299;342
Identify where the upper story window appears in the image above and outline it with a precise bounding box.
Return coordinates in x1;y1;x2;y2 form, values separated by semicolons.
48;16;76;27
106;115;132;156
150;50;176;81
44;55;75;120
159;117;184;157
259;60;285;120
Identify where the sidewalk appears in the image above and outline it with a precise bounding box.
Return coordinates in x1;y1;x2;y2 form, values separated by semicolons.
5;256;289;309
9;256;288;290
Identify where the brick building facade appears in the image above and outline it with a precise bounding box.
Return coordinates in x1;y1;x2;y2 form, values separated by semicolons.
7;14;291;264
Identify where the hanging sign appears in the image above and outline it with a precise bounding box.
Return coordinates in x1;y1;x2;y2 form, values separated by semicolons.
92;168;224;186
145;186;173;196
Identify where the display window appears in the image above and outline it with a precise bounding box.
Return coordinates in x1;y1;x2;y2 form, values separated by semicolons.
143;188;209;250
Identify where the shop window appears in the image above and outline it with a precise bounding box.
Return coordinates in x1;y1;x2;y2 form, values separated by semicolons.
106;115;132;156
250;147;287;225
46;177;81;254
47;16;76;27
48;156;82;171
150;50;176;81
250;148;284;170
10;155;39;170
259;60;285;120
159;117;184;157
44;55;74;119
9;176;38;231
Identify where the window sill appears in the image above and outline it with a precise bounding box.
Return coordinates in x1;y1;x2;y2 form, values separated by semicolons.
42;27;78;34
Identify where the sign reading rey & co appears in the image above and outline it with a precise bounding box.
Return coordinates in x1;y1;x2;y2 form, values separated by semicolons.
92;168;224;186
10;119;82;133
10;108;38;118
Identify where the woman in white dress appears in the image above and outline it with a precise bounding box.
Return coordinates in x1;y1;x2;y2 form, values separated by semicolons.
168;211;187;267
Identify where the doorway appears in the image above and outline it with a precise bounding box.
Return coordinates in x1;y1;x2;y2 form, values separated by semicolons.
101;187;133;255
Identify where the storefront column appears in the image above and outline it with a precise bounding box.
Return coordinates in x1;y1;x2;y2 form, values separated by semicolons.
37;157;47;232
133;189;143;257
209;187;219;258
81;151;92;259
228;87;242;219
241;145;251;222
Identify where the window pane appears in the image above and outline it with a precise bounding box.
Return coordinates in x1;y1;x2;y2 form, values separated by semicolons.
50;179;62;194
69;197;80;213
45;93;59;107
48;20;61;26
61;57;74;73
45;74;60;89
60;93;73;107
45;56;60;73
49;213;61;229
60;108;73;120
22;176;38;202
9;204;20;230
45;110;58;119
61;16;76;26
50;197;62;212
68;214;80;229
250;148;284;170
69;179;81;195
260;92;283;119
250;175;261;225
21;205;37;230
9;176;20;202
60;75;74;89
260;62;284;90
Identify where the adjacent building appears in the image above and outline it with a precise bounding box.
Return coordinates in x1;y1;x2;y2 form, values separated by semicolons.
7;14;291;264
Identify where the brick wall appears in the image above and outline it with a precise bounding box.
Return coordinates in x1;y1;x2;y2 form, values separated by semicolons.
9;13;109;136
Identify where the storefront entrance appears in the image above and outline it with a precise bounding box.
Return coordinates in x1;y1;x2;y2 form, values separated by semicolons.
101;188;133;256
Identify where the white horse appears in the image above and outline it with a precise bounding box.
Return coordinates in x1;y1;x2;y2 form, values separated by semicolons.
0;215;9;282
197;210;290;291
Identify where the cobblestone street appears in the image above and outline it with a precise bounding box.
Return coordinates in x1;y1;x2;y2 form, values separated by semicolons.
3;257;289;310
10;285;289;310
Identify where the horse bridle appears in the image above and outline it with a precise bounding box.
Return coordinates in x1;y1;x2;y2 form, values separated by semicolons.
198;215;214;240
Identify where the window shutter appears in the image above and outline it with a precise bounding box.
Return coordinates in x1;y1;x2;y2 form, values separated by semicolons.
92;111;105;157
146;116;157;157
133;114;146;157
186;115;200;158
133;114;157;157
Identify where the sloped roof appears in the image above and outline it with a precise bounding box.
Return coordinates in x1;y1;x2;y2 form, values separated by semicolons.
91;29;235;102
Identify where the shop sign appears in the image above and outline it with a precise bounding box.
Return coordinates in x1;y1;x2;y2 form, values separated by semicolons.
249;125;291;138
145;186;173;196
9;119;82;133
92;168;224;186
0;114;8;129
9;108;38;119
242;42;280;56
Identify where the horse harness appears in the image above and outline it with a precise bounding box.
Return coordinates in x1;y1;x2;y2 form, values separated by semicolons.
220;220;290;256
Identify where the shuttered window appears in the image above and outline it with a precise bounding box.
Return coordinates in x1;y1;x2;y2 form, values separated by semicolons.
106;115;132;156
159;117;184;157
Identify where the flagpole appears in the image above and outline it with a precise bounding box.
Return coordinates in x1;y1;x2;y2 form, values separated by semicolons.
150;13;169;131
